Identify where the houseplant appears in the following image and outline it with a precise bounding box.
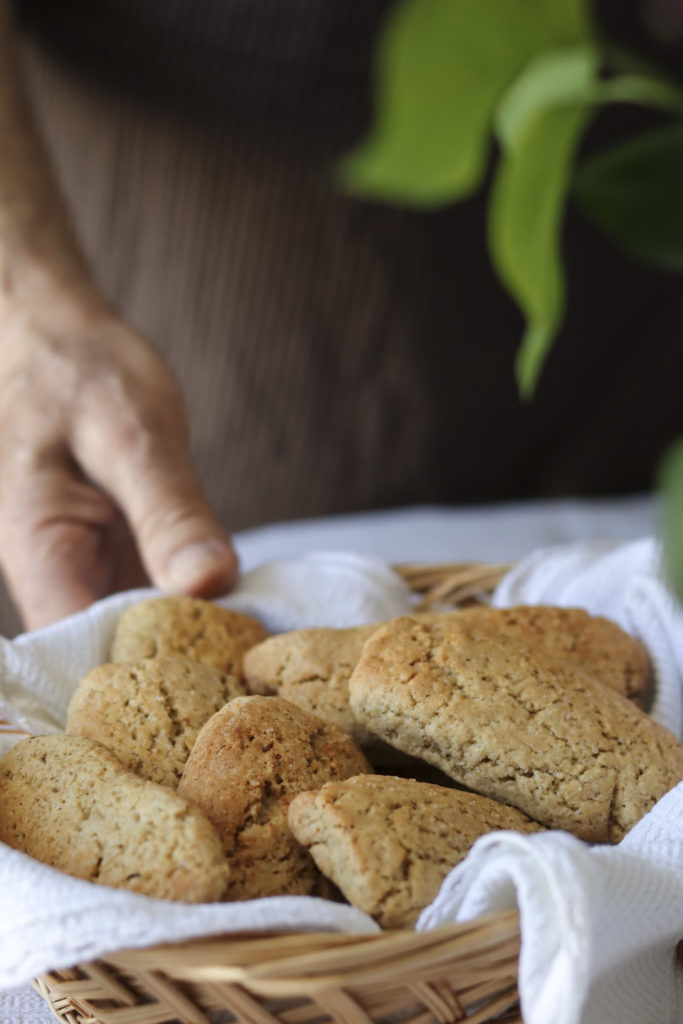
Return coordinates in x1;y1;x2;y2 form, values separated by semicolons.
343;0;683;594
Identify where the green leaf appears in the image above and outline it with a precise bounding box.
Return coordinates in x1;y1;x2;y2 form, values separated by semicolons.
574;122;683;271
341;0;592;207
494;46;598;145
489;50;597;395
596;74;683;114
657;436;683;601
496;56;683;147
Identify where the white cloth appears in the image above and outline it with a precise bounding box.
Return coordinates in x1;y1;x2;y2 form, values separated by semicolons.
2;524;683;1024
417;792;683;1024
234;496;656;571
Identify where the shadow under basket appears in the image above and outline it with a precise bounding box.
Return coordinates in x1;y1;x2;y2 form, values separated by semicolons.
10;562;525;1024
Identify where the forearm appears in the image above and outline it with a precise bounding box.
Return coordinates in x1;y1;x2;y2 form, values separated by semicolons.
0;1;105;321
0;3;237;627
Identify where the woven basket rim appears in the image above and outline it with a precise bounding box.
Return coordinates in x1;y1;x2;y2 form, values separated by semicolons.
95;908;521;976
33;909;523;1024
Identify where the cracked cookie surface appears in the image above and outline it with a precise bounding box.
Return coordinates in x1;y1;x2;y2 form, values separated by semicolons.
111;596;268;678
178;695;371;899
450;605;650;699
289;774;542;928
242;604;646;751
66;657;246;787
243;625;378;743
0;735;229;901
348;616;683;842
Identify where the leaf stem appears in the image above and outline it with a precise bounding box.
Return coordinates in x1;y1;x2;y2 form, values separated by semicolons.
596;76;683;115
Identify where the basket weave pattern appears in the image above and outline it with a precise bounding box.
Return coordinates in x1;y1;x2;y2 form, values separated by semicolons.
32;915;522;1024
6;563;523;1024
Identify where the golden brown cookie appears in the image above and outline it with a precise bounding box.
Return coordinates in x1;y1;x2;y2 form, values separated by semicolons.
244;604;648;751
0;735;229;901
450;604;650;699
289;774;543;928
243;625;378;743
178;695;371;899
110;596;268;678
66;657;246;787
348;615;683;842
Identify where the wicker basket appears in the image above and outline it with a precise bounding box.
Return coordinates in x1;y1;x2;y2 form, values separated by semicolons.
31;912;523;1024
4;562;526;1024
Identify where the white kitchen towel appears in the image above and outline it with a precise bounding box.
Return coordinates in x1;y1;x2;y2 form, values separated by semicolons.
1;539;683;1024
417;536;683;1024
418;787;683;1024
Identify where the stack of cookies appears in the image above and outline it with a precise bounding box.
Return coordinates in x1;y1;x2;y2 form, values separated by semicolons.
1;593;681;930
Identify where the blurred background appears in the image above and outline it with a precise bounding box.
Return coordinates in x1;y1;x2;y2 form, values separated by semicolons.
3;0;683;632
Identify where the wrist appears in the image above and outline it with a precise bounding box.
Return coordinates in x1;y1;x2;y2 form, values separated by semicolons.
0;250;112;338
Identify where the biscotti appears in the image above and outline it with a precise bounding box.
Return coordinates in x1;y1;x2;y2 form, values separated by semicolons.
242;605;649;749
243;625;378;743
66;657;246;787
0;735;230;901
178;695;371;899
348;615;683;842
111;596;268;678
451;605;650;699
288;774;543;928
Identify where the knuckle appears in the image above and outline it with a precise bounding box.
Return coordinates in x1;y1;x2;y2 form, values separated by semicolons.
74;370;189;474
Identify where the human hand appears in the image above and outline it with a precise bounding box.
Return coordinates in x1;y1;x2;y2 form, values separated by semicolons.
0;296;238;630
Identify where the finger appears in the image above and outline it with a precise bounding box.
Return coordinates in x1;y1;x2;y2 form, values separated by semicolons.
69;335;240;597
106;514;150;593
76;424;239;598
129;463;240;598
0;468;118;630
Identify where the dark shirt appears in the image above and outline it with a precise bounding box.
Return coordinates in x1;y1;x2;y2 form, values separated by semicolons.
17;1;391;149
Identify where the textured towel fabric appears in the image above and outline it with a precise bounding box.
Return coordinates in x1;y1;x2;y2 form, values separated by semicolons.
1;540;683;1024
417;794;683;1024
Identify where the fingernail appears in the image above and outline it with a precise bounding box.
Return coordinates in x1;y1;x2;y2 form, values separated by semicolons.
163;540;235;592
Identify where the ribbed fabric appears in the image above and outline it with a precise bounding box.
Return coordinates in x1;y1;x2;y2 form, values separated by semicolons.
2;3;683;635
14;25;437;533
16;1;389;147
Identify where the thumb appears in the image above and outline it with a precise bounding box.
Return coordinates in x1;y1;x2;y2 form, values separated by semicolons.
70;329;239;597
79;433;239;598
118;456;239;597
